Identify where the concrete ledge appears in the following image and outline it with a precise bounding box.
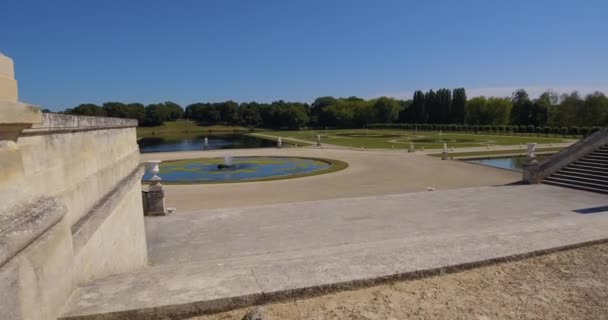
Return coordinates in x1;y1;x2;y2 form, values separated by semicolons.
71;166;144;254
24;113;137;135
0;197;67;268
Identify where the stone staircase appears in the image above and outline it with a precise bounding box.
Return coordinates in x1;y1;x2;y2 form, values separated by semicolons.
543;144;608;194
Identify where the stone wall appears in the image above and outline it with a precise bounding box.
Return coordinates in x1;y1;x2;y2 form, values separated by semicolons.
0;53;148;319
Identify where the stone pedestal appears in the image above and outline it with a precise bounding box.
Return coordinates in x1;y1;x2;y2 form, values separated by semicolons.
522;143;540;184
0;52;41;141
522;162;540;184
143;160;167;216
144;189;167;216
408;143;415;153
0;53;18;102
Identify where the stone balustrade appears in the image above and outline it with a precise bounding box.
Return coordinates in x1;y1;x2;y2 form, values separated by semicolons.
523;127;608;183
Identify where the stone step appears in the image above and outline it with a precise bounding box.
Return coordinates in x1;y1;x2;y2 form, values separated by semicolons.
550;173;608;186
568;163;608;173
542;180;608;194
560;167;608;179
576;159;608;167
586;154;608;161
543;176;608;191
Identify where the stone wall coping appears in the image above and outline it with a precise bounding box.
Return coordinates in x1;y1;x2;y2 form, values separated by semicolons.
25;113;138;135
0;197;67;268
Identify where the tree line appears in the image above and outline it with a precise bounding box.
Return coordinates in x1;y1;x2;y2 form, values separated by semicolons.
59;88;608;129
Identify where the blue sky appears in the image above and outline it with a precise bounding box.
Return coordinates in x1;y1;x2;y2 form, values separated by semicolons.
2;0;607;110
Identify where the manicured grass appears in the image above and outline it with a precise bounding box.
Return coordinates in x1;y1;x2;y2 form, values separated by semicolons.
137;120;253;138
257;129;573;149
428;147;565;159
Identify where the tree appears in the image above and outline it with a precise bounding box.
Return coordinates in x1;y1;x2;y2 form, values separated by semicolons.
278;104;309;129
144;103;171;126
532;92;552;127
436;88;452;124
465;97;487;125
410;91;426;123
218;101;239;124
548;92;582;127
102;102;128;118
465;97;511;125
162;101;184;120
67;103;106;117
311;96;337;127
425;90;438;123
397;99;413;122
580;92;608;126
486;97;512;125
239;102;262;127
451;88;466;124
510;89;534;125
373;97;400;124
126;103;146;124
322;100;356;128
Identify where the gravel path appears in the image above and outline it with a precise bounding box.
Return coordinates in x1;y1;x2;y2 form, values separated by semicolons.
188;242;608;320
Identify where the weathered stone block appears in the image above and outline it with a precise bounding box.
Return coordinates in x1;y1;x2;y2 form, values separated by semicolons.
145;189;167;216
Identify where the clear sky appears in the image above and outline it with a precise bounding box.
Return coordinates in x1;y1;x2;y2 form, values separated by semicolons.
2;0;607;110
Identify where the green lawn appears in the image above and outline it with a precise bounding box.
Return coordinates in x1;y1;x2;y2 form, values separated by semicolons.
137;120;253;138
255;129;573;149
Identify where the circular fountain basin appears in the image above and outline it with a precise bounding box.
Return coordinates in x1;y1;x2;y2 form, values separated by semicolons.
141;156;347;183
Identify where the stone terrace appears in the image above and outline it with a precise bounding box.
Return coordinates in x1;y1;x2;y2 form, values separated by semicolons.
61;184;608;319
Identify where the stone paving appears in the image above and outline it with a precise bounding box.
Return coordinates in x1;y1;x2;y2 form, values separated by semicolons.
61;184;608;319
141;148;520;211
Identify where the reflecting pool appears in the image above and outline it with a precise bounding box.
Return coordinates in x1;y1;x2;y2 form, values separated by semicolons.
142;156;343;183
138;134;275;153
466;155;550;171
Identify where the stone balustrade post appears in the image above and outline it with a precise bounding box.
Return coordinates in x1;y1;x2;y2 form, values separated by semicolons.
522;143;540;184
144;160;167;216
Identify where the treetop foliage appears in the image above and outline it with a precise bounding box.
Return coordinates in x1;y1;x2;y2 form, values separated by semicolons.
59;88;608;129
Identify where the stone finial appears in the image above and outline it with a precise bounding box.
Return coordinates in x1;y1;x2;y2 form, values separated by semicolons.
0;52;18;102
526;143;538;164
0;53;42;141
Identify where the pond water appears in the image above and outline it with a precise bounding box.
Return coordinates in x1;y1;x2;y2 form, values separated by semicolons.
466;155;550;171
138;134;275;153
142;157;334;183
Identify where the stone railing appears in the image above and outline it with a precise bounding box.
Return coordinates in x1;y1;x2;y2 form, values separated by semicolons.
23;113;137;135
523;127;608;183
